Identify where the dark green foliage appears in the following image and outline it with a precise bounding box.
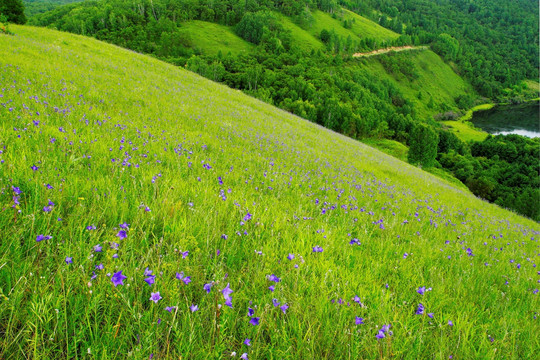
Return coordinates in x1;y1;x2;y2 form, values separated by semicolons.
22;0;82;17
431;33;459;61
407;123;439;167
437;129;465;155
378;52;419;81
0;0;27;24
235;11;274;44
320;28;330;43
347;0;539;99
440;135;540;220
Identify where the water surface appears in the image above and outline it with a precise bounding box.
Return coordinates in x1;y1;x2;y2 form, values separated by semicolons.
471;103;539;138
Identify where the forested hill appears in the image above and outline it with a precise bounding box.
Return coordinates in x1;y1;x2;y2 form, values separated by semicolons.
351;0;539;98
19;0;540;220
23;0;83;17
29;0;539;100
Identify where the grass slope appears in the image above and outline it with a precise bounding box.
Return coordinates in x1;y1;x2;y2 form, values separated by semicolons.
178;9;398;55
360;50;475;119
1;26;538;359
273;12;325;53
309;9;399;43
181;21;255;56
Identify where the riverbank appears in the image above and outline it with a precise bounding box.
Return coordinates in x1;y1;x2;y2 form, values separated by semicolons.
441;97;539;142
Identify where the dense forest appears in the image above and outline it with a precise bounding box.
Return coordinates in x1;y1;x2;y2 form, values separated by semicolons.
4;0;540;219
22;0;82;17
346;0;539;100
440;134;540;220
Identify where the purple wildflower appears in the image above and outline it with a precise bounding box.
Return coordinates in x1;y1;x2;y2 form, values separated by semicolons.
117;230;127;239
355;316;364;325
36;234;52;242
190;304;199;312
65;257;73;264
203;282;213;293
249;317;260;326
93;244;102;252
280;304;289;314
145;275;156;286
111;271;127;287
150;292;162;303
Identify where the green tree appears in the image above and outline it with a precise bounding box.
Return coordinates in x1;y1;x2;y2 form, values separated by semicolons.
0;0;26;24
408;123;439;167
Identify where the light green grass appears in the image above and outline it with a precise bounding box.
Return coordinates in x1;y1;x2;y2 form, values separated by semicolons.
361;50;474;119
181;20;255;56
341;9;399;41
0;25;538;359
442;121;489;142
362;138;408;161
460;103;495;122
307;10;398;46
362;139;470;192
274;12;325;53
275;9;398;54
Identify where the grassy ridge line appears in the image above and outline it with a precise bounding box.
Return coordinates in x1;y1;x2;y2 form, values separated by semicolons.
0;26;538;359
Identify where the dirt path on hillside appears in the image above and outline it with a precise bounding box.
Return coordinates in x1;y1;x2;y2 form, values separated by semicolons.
352;45;428;58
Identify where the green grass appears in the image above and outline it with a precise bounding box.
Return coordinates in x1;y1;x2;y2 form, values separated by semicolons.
181;21;255;56
274;12;325;53
460;103;495;122
441;120;489;143
362;138;409;161
341;9;399;42
290;9;398;51
360;50;475;120
0;25;538;359
362;139;470;192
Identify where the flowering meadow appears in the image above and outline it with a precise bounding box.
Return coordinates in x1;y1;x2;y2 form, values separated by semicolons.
0;26;538;359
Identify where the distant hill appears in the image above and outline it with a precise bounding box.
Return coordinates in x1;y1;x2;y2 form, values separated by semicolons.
23;0;83;17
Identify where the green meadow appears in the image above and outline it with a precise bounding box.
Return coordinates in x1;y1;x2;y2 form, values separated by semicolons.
0;25;538;360
180;21;254;56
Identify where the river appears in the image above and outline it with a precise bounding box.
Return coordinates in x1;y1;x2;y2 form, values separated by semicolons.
471;103;540;138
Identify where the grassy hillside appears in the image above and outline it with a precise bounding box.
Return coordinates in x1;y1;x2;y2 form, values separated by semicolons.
309;9;399;43
1;26;538;359
181;21;254;56
360;49;474;119
273;12;325;53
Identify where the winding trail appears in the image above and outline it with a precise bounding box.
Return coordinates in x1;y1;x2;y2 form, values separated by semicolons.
352;45;428;58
